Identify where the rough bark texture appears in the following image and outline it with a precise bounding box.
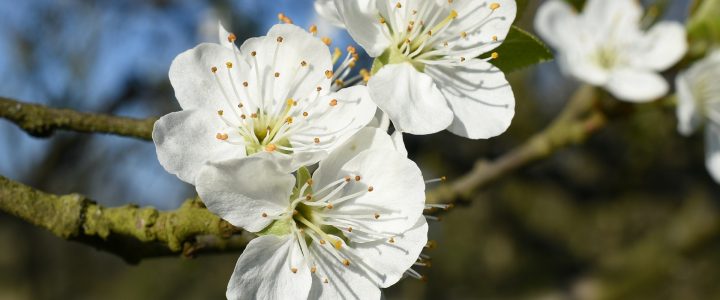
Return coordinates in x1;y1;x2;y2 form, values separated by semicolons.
0;176;253;264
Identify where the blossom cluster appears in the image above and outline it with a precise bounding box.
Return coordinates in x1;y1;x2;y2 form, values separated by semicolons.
150;0;715;298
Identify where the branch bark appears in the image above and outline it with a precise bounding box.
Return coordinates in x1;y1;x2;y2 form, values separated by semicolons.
0;97;156;140
0;175;253;263
427;85;607;205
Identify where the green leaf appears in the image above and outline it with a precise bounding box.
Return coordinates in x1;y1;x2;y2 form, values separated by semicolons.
480;25;554;73
687;0;720;58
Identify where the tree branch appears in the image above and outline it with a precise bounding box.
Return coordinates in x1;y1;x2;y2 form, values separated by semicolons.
0;97;156;140
0;175;253;263
427;85;607;205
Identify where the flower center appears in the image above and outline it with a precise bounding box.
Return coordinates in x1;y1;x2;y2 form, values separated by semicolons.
371;1;504;73
208;34;354;156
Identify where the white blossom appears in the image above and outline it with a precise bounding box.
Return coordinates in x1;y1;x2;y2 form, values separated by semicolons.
329;0;517;139
196;127;428;299
676;51;720;182
314;0;344;28
535;0;687;102
153;24;376;184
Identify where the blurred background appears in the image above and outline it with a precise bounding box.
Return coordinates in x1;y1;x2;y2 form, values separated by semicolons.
1;0;718;299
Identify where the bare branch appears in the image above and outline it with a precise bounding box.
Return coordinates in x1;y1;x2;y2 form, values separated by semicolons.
427;85;607;205
0;97;156;140
0;175;253;264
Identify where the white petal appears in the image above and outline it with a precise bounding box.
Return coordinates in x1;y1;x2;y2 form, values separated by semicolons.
314;0;345;28
285;85;377;170
195;156;294;232
581;0;642;40
705;124;720;183
534;0;582;50
605;69;668;102
390;131;408;157
153;109;244;184
675;70;702;136
333;0;390;57
318;149;426;234
307;242;381;300
350;216;428;288
628;22;687;71
441;0;516;57
313;127;400;186
425;59;515;139
227;235;311;300
169;43;251;110
367;109;390;131
368;63;453;135
239;24;333;110
535;0;610;86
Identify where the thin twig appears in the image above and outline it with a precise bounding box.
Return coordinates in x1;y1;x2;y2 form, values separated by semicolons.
427;85;607;205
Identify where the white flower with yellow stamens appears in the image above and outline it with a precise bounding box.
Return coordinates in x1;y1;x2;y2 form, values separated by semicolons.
329;0;517;139
535;0;687;102
676;51;720;182
153;23;376;184
196;127;427;299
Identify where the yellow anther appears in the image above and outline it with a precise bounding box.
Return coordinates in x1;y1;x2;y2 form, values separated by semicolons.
241;114;246;119
325;70;334;79
217;110;224;116
326;203;334;209
490;2;500;10
329;99;338;106
286;117;293;124
450;9;458;19
342;259;350;266
307;179;313;185
309;24;318;35
333;240;342;249
278;13;293;24
332;47;342;62
426;240;437;249
265;144;277;152
316;86;323;92
368;186;374;192
225;61;233;68
491;52;499;59
302;111;309;117
389;237;395;243
251;113;258;118
242;81;249;87
395;2;402;8
346;46;356;54
347;227;353;232
211;66;218;73
251;51;257;56
274;72;280;78
261;212;268;217
216;133;229;140
374;213;380;219
300;60;308;67
276;36;284;43
460;57;466;62
344;176;351;182
319;240;326;245
228;33;237;43
379;17;386;24
306;194;312;200
321;37;332;45
492;35;498;42
311;266;317;273
291;267;298;273
314;137;321;144
323;278;329;284
354;175;361;181
460;31;468;39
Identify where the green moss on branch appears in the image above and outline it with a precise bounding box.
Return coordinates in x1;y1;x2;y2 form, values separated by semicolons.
0;176;253;263
0;97;156;140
